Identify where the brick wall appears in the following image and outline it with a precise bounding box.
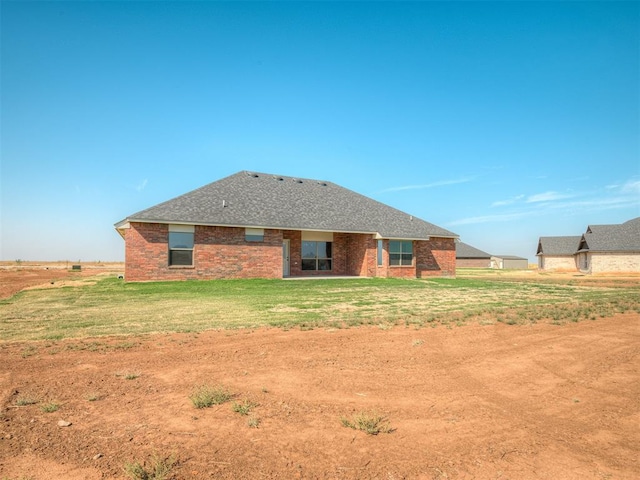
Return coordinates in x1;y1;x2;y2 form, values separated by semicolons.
345;233;376;277
124;223;458;280
456;258;492;268
588;252;640;273
539;255;577;271
125;222;282;281
416;238;456;278
373;238;456;278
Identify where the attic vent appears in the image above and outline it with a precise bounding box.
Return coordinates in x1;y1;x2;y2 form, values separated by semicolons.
317;182;327;186
274;176;284;181
294;179;303;184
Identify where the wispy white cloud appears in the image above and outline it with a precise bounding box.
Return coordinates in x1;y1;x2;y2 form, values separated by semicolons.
378;177;474;193
450;176;639;227
136;179;148;192
621;179;640;194
491;194;525;207
525;191;575;203
449;211;534;226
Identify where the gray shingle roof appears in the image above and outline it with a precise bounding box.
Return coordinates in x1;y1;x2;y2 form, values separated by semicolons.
116;171;458;240
456;242;491;259
493;255;527;260
578;217;640;252
536;236;582;255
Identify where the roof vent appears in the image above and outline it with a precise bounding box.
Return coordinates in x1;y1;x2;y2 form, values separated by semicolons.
274;176;284;181
294;179;303;184
247;172;259;178
317;182;327;186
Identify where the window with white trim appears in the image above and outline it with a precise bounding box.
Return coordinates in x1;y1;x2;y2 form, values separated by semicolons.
169;225;194;266
389;240;413;266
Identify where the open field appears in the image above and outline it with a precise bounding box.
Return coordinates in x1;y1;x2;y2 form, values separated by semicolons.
1;265;639;479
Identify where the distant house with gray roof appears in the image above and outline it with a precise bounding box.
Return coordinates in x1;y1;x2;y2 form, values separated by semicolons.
115;171;459;281
576;217;640;273
456;242;492;268
536;217;640;273
536;236;581;271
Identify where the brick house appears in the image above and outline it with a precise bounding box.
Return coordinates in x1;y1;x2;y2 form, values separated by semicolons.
456;242;492;268
115;171;459;281
537;217;640;273
536;236;581;271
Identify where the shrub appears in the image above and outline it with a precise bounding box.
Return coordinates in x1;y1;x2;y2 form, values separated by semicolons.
40;402;60;413
232;399;257;416
123;453;176;480
189;384;233;409
340;411;393;435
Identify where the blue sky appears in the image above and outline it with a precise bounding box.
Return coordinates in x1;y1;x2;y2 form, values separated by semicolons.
2;1;638;263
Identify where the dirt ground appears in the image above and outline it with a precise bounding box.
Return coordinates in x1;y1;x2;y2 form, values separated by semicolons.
0;266;638;479
0;263;124;300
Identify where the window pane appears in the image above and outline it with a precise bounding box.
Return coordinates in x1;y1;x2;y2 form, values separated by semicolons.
169;232;194;249
389;240;401;254
317;241;332;259
389;253;401;266
302;241;317;258
401;253;413;265
317;259;332;271
377;240;383;266
170;250;193;266
301;259;316;270
402;241;413;254
245;228;264;242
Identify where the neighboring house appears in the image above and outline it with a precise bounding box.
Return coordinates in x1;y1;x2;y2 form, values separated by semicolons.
536;217;640;273
576;217;640;273
491;255;529;270
115;171;459;281
536;236;581;271
456;242;492;268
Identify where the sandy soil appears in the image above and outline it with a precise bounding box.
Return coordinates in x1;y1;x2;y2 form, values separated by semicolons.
0;266;638;479
0;263;124;300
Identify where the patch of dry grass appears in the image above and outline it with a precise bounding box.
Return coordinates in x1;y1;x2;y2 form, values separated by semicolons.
0;275;638;341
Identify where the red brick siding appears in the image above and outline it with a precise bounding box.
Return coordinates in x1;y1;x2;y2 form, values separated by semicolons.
345;233;376;277
124;223;456;280
416;238;456;277
125;222;282;281
456;258;491;268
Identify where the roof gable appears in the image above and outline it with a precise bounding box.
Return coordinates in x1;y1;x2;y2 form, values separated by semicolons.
117;171;458;240
578;217;640;252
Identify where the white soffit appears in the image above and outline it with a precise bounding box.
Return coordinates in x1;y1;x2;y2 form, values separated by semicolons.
169;224;195;233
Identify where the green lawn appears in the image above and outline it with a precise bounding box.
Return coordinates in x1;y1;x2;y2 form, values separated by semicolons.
1;275;639;341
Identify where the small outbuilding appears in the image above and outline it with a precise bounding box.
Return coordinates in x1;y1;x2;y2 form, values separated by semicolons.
491;255;529;270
